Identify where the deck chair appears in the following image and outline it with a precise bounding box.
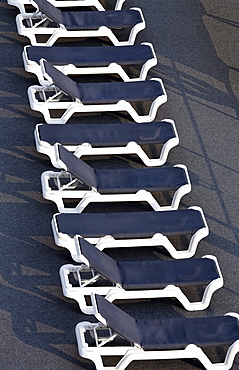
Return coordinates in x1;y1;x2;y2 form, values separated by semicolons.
34;119;179;168
76;294;239;370
23;43;157;84
16;0;145;46
8;0;125;14
51;206;209;259
41;143;191;212
28;60;167;124
60;237;223;313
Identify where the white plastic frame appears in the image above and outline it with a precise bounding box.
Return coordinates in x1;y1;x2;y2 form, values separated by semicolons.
27;77;167;124
8;0;125;14
59;254;223;314
16;7;145;46
75;312;239;370
41;163;191;213
51;206;209;259
34;120;179;168
23;42;157;85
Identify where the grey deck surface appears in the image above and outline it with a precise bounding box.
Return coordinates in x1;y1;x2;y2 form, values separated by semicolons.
0;0;239;369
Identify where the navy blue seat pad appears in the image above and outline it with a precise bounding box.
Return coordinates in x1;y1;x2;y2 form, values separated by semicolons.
80;238;219;289
95;295;239;350
27;45;154;67
138;316;239;350
34;0;142;30
55;209;205;238
95;166;188;193
58;144;187;193
38;121;176;147
76;79;162;104
43;60;164;104
61;10;142;30
117;258;218;290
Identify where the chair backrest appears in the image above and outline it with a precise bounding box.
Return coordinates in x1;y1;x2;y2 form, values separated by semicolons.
79;238;122;285
57;144;98;189
42;60;81;100
95;294;141;345
33;0;64;24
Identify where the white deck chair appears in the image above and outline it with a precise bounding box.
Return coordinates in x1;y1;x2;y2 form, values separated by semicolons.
41;143;191;212
23;43;157;84
51;206;209;259
8;0;125;14
76;294;239;370
28;60;167;124
60;238;223;314
34;120;179;168
16;0;145;46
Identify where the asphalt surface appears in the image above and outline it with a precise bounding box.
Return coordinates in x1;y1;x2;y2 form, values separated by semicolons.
0;0;239;369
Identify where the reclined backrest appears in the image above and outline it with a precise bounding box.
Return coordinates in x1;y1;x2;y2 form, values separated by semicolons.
95;294;141;345
42;60;81;100
79;238;122;284
58;144;98;189
34;0;64;24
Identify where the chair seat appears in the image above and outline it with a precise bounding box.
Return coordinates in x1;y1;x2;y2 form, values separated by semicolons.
137;316;239;350
62;9;142;30
37;121;177;147
76;80;163;104
117;258;219;289
26;44;154;67
55;209;205;239
95;166;188;193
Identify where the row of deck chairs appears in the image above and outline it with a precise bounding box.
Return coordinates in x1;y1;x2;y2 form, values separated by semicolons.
8;0;239;369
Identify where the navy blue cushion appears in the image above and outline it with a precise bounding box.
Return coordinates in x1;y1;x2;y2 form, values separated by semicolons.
118;258;219;290
95;295;239;350
55;209;205;238
58;145;187;193
62;10;143;31
80;238;219;290
34;0;142;30
75;80;163;104
95;166;188;193
137;315;239;350
38;121;176;147
27;45;154;67
43;60;164;104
